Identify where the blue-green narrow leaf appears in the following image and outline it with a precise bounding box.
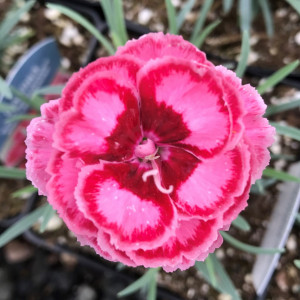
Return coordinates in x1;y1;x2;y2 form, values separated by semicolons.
257;60;300;95
190;0;214;44
195;254;241;300
286;0;300;15
165;0;177;34
0;76;12;99
265;98;300;117
47;3;115;55
0;205;48;248
235;30;250;78
232;215;251;231
239;0;252;32
0;166;26;179
223;0;234;13
39;204;56;233
118;268;159;298
263;167;300;182
270;122;300;142
258;0;274;37
193;19;221;48
176;0;196;31
221;232;285;254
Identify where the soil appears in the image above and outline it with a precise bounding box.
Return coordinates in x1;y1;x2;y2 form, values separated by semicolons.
0;1;300;300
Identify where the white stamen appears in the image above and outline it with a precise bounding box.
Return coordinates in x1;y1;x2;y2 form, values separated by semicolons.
142;162;173;195
142;169;158;182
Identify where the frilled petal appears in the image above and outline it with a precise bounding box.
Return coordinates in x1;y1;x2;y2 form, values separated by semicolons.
25;99;59;195
116;32;212;67
75;162;177;251
138;58;231;158
60;55;141;112
97;231;137;267
53;74;142;162
46;151;97;236
215;66;275;182
128;216;221;270
160;145;250;220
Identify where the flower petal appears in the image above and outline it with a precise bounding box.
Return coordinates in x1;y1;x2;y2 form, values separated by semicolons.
60;55;141;112
116;32;212;67
215;66;275;181
160;145;250;220
128;217;221;270
75;162;177;251
25;99;59;195
53;74;142;162
46;151;97;236
138;58;231;158
97;230;137;267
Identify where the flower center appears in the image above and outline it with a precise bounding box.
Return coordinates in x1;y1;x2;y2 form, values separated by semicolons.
135;139;173;195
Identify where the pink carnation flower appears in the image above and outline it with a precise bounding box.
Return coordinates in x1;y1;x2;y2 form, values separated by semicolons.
25;33;275;272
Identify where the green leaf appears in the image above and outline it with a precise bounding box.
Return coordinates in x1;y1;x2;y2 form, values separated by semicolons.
286;0;300;15
165;0;177;34
232;215;251;231
239;0;252;32
117;268;159;298
265;98;300;117
176;0;196;31
257;60;300;94
0;102;15;113
258;0;274;37
270;121;300;141
10;87;41;111
190;0;214;44
0;29;34;52
39;204;56;233
221;231;285;254
7;113;38;123
0;205;48;248
33;84;65;96
195;254;241;300
223;0;234;13
0;166;26;179
0;76;12;99
100;0;128;47
235;30;250;78
250;178;277;195
193;19;221;48
205;254;217;287
147;273;158;300
263;167;300;182
113;0;128;45
0;0;35;43
11;185;37;198
47;3;115;55
294;259;300;269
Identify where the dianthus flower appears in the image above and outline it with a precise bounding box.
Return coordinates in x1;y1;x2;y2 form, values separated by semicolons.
25;33;275;271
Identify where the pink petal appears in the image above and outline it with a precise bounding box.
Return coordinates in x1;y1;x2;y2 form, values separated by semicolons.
25;99;59;195
60;55;141;112
46;151;97;236
138;58;231;158
116;32;212;67
53;74;142;162
97;230;137;267
215;66;275;181
243;114;275;182
76;235;113;261
222;177;251;230
129;217;221;270
161;145;250;220
75;162;177;251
